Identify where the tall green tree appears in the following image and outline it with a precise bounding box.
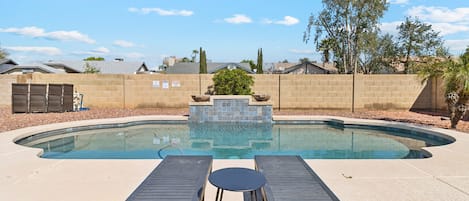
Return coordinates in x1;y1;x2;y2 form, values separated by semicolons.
397;17;444;73
83;57;105;61
199;47;207;74
256;48;263;74
418;47;469;129
304;0;388;73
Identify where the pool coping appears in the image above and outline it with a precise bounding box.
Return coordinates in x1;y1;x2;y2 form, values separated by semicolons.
1;115;469;201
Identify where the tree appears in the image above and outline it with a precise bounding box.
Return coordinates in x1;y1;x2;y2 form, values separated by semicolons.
83;57;105;61
318;38;335;63
304;0;388;73
199;47;207;74
181;57;191;62
299;57;311;64
281;59;289;63
256;48;263;74
360;33;399;73
241;59;256;71
397;17;444;73
418;47;469;129
83;62;100;73
0;47;8;59
213;69;254;95
191;49;199;62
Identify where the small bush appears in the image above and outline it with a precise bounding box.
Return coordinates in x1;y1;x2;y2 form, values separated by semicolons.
213;69;254;95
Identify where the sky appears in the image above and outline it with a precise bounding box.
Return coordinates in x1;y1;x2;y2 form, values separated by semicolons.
1;0;469;69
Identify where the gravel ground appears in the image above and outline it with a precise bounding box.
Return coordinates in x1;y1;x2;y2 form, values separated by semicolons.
1;107;468;133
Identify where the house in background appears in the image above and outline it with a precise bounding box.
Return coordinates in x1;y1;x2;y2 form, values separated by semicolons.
165;62;254;74
0;59;63;74
44;59;149;74
0;59;18;74
279;61;337;74
270;62;298;74
1;58;149;74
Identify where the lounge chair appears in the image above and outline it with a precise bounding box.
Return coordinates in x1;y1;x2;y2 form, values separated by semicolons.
244;155;339;201
126;155;213;201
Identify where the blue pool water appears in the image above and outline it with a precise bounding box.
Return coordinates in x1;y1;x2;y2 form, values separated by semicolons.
16;121;454;159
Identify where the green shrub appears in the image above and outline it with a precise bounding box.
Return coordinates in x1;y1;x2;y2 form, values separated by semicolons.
213;69;254;95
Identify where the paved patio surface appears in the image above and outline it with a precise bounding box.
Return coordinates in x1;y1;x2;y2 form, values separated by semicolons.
1;115;469;201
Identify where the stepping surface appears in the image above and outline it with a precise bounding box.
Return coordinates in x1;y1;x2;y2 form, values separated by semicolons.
249;155;339;201
126;155;212;201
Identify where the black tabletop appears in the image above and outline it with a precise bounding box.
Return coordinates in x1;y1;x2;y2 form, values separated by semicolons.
209;167;266;192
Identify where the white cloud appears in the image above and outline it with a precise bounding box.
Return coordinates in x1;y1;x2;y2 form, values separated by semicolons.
276;16;300;26
128;7;193;16
224;14;252;24
431;23;469;36
45;30;95;44
381;6;469;37
93;47;110;54
264;16;299;26
72;47;110;56
380;21;402;35
445;39;469;53
407;6;469;23
5;46;62;55
380;20;469;36
0;26;95;44
289;49;314;54
125;52;145;59
113;40;135;48
0;26;44;37
389;0;409;5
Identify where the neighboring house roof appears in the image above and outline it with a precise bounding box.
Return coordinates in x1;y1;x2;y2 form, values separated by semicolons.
44;61;149;74
273;62;297;71
0;59;18;65
282;62;338;74
0;63;63;74
166;62;254;74
0;59;19;74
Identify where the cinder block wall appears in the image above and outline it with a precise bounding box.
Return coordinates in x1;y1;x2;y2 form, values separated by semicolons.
0;74;446;110
251;74;280;108
124;74;200;108
279;75;353;109
0;75;19;107
27;74;125;108
356;74;433;110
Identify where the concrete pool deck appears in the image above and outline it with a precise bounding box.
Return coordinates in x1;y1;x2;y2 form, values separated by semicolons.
1;115;469;201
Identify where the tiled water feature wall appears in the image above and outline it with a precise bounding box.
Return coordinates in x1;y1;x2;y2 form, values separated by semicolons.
189;96;273;123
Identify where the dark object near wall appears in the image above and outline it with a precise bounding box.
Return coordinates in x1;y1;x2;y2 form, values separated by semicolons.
11;84;29;113
47;84;63;112
62;84;73;112
29;84;47;113
11;83;74;114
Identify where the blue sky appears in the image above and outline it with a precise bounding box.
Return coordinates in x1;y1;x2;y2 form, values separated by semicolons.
1;0;469;69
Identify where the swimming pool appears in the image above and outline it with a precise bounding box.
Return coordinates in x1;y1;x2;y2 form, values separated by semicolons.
16;120;454;159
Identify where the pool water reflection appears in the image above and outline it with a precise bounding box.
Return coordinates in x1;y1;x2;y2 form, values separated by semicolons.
17;122;453;159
